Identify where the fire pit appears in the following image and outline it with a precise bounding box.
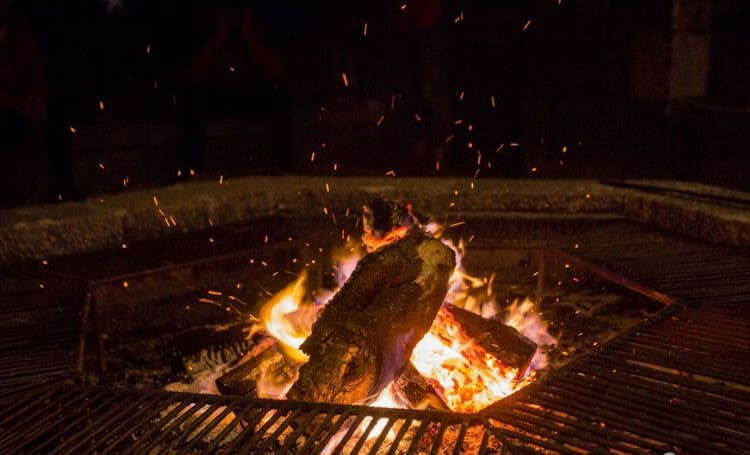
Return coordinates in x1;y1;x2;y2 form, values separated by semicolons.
1;180;749;454
1;0;750;449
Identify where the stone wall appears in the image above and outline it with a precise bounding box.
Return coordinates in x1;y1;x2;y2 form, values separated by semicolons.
1;178;748;266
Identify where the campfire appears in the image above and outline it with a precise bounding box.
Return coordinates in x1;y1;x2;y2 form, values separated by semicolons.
210;199;555;416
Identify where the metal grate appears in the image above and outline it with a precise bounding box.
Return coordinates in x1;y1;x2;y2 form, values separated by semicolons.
0;219;339;398
486;302;750;455
483;226;750;454
2;218;750;454
550;230;750;305
0;273;78;399
0;385;514;455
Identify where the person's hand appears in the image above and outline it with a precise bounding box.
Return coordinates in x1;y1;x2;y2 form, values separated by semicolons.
21;96;46;122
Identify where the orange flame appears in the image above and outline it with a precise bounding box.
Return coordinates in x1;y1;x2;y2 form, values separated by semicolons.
408;301;546;413
362;226;409;253
252;270;312;363
249;221;555;414
410;331;520;412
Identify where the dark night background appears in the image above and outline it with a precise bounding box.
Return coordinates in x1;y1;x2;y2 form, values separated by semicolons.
0;0;748;208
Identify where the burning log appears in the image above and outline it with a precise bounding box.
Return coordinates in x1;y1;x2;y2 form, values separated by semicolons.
439;304;537;379
286;232;455;405
216;338;302;397
393;363;448;411
361;198;419;251
410;304;537;412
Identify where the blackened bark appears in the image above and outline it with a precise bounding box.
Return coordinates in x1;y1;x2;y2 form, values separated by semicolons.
393;363;448;411
216;338;301;397
286;232;455;405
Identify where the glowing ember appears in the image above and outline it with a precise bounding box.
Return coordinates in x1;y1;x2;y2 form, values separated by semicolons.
409;301;543;413
362;382;407;436
362;225;409;252
410;331;520;412
320;382;407;454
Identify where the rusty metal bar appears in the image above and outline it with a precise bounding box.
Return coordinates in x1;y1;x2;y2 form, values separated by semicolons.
543;248;677;305
535;252;545;305
385;417;412;455
74;289;92;377
367;416;397;455
295;408;343;455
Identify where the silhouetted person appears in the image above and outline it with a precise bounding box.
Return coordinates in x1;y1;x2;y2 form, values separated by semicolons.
0;0;48;206
178;2;291;176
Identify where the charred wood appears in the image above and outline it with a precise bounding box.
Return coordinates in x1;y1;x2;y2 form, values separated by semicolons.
393;363;448;411
216;337;302;397
287;232;455;405
438;304;536;380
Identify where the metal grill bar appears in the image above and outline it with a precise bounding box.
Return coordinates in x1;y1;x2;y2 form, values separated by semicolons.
0;287;78;398
310;410;353;455
3;218;750;454
0;385;514;454
552;235;750;305
486;303;750;454
386;417;412;455
480;224;750;454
